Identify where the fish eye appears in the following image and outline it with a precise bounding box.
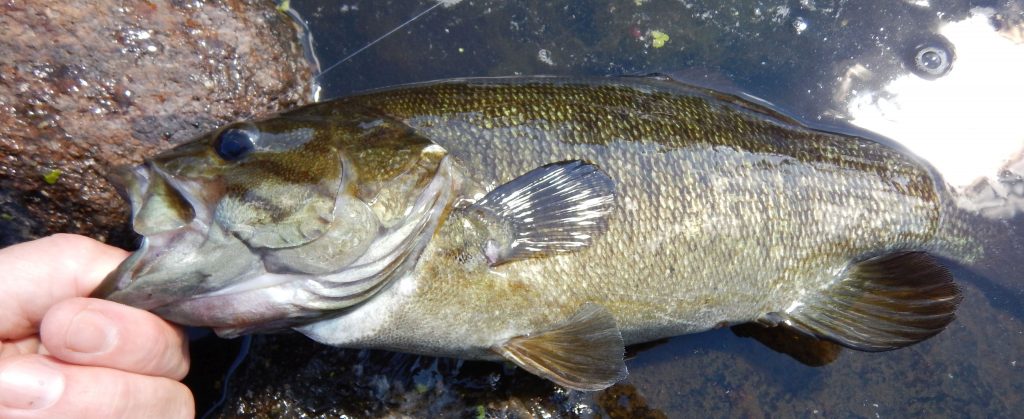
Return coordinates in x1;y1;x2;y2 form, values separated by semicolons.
215;127;257;161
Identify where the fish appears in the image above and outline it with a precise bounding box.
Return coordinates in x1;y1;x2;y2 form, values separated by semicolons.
94;76;990;391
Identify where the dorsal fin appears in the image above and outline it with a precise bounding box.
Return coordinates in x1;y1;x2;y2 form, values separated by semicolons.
465;160;616;266
776;251;962;351
495;303;627;391
616;72;806;127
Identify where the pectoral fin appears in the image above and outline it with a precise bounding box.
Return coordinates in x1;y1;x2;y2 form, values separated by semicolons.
466;160;616;266
775;251;962;352
495;303;627;391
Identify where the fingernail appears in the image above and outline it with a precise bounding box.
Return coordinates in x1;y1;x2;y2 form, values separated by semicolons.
0;357;65;410
65;308;118;355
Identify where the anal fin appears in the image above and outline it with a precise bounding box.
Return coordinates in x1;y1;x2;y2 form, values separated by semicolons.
779;251;962;352
495;303;627;391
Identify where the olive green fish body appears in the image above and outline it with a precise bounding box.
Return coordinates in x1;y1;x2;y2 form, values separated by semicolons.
298;78;968;355
99;77;975;390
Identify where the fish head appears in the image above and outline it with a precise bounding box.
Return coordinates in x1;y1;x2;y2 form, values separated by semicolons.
94;106;453;335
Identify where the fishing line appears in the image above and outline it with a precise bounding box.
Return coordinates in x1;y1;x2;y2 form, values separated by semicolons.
315;1;444;81
200;335;254;419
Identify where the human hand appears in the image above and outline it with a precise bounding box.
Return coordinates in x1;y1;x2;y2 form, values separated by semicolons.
0;234;193;418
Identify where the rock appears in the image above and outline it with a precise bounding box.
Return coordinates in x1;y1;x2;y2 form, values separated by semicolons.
0;0;312;247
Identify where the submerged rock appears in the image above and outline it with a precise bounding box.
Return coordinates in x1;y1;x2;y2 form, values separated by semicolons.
0;0;312;247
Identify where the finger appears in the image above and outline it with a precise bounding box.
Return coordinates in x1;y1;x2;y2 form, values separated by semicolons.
0;337;42;359
1;234;129;340
40;298;189;380
0;354;193;419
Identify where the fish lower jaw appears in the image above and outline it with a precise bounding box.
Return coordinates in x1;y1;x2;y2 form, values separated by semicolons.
100;220;206;303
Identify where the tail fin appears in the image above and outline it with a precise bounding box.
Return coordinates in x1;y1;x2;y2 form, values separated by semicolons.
940;205;1024;315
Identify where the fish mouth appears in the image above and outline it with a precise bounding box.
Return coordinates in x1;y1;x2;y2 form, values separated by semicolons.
182;156;461;336
93;149;458;331
91;161;210;302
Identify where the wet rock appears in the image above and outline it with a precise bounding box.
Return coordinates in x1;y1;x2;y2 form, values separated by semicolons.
0;0;312;247
596;383;668;419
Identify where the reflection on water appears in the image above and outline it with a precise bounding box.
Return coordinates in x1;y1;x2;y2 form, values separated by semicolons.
199;1;1024;416
730;323;843;367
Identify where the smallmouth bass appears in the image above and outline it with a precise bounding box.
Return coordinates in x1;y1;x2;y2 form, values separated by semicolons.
95;77;986;390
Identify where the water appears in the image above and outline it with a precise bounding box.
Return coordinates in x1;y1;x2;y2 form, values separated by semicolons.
201;1;1024;416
